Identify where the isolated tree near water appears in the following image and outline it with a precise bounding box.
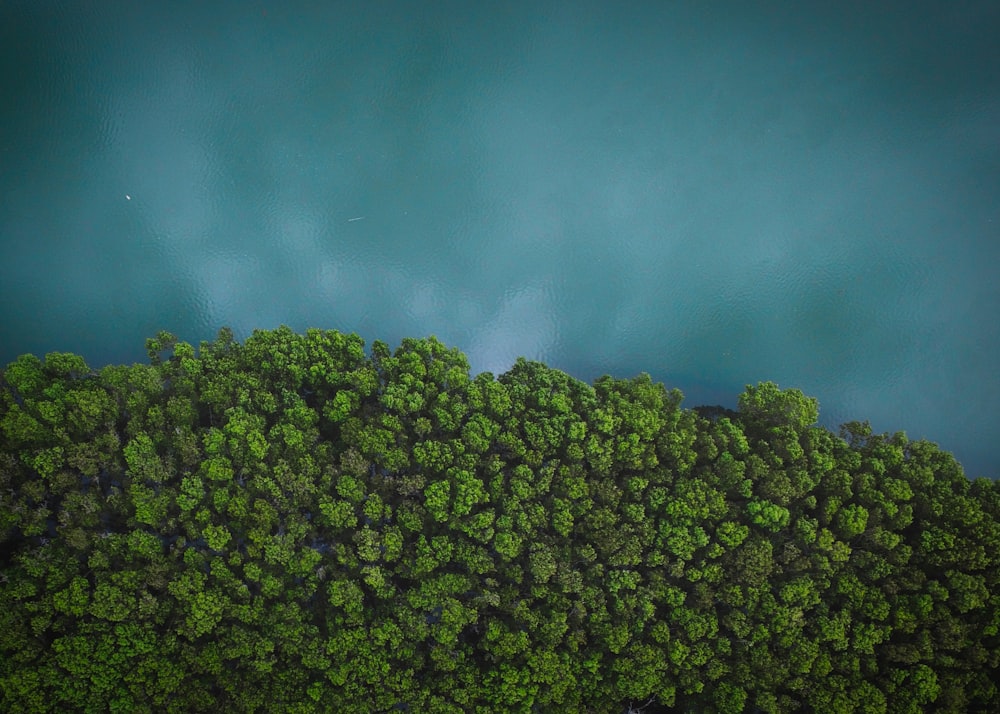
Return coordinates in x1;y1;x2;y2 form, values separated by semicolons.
738;381;819;434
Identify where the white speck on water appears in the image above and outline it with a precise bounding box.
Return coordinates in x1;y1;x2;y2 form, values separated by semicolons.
125;195;131;200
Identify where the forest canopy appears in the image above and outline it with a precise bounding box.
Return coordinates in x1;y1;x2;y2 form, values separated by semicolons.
1;326;997;713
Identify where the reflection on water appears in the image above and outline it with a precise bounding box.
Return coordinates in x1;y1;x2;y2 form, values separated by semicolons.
0;0;998;477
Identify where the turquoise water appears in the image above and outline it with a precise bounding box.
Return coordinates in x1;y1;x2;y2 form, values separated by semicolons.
1;1;998;477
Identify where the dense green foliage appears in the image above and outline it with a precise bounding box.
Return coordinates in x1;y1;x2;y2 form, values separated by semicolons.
1;326;998;713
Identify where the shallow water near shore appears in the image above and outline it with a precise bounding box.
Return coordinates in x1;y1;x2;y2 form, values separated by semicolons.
1;1;998;477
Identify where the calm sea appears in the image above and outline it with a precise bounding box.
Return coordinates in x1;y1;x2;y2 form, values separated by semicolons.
1;1;998;477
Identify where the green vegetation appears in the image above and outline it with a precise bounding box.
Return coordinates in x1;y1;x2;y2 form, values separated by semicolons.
1;326;997;712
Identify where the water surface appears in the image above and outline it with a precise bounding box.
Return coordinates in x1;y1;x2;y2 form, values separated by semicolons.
1;0;998;476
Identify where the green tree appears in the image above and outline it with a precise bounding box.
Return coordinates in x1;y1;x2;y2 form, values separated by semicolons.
738;381;819;434
3;328;999;714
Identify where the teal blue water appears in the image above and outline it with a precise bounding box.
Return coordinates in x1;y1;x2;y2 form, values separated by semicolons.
1;1;998;477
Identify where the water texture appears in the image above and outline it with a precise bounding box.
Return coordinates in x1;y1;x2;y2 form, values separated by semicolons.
1;0;998;477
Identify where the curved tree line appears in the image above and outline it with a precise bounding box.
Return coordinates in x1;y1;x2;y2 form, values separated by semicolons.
1;326;997;712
